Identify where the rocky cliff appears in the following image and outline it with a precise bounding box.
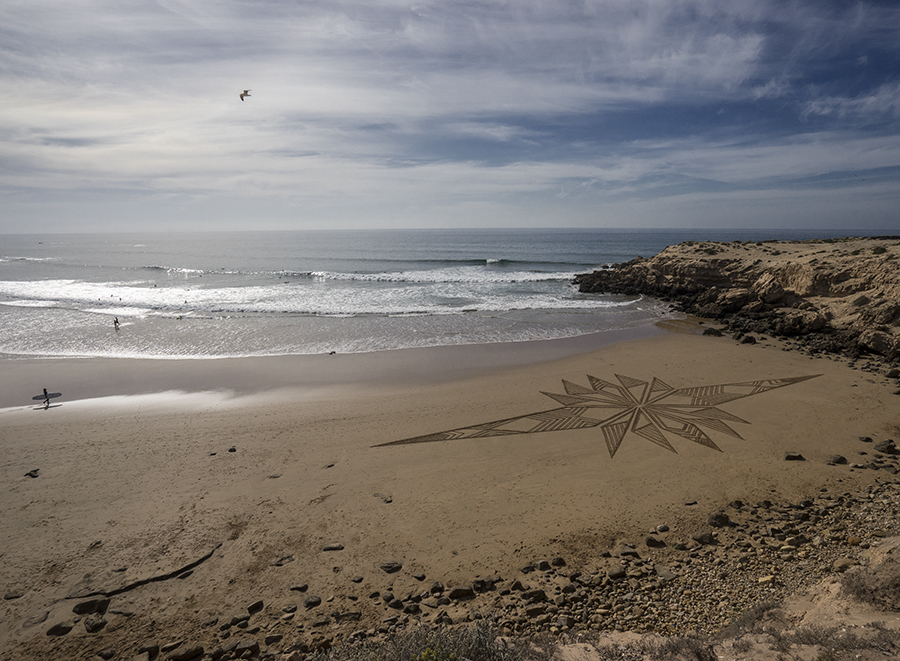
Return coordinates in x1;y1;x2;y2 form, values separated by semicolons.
575;237;900;361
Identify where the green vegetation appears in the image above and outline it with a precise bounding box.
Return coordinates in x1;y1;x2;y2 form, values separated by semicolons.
872;246;887;255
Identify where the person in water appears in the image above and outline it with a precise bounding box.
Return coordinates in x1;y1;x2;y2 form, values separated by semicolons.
114;316;120;331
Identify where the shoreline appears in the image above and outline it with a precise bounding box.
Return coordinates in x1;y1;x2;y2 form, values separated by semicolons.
3;326;900;659
0;323;667;411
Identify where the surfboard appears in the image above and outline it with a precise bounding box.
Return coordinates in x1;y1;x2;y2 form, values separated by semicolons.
32;392;62;401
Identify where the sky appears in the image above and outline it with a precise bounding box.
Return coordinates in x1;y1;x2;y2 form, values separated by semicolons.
1;0;899;233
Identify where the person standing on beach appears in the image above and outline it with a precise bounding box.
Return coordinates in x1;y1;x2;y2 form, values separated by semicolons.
114;316;119;331
42;388;50;408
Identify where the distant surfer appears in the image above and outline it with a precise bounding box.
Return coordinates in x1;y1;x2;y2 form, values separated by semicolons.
33;388;61;410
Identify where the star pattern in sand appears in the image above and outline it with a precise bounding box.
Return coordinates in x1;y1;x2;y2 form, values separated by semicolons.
376;374;820;457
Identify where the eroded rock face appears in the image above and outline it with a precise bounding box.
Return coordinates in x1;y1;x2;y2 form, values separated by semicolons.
575;237;900;359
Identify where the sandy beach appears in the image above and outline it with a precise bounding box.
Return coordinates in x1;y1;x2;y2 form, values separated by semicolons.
2;324;899;659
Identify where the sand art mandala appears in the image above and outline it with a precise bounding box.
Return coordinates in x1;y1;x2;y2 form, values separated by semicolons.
376;374;821;458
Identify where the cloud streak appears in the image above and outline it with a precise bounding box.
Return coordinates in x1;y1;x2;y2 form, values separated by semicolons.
1;0;898;231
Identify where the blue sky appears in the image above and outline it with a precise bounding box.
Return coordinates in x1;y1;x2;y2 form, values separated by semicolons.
1;0;899;232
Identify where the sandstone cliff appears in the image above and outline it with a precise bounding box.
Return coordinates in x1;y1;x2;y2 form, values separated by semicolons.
575;237;900;360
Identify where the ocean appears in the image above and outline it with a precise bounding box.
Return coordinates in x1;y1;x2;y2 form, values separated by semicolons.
0;228;883;360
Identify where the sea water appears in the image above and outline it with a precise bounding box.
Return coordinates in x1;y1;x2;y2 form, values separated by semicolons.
0;228;882;360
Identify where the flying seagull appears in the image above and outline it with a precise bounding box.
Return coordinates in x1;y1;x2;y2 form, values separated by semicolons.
240;89;251;101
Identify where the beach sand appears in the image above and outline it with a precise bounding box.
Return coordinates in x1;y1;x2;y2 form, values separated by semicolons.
2;325;899;658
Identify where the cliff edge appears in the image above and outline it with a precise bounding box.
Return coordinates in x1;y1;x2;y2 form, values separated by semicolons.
575;236;900;361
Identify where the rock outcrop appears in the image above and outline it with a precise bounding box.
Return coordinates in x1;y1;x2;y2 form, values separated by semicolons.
575;237;900;360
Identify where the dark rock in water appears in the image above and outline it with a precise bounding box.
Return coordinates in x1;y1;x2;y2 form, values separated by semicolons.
46;620;74;636
784;452;806;461
380;561;402;574
707;511;732;527
304;595;322;609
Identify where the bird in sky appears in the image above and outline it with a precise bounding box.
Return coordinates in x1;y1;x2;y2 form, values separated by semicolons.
240;89;251;101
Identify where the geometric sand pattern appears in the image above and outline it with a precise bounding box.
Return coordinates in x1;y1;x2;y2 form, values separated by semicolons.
375;374;821;458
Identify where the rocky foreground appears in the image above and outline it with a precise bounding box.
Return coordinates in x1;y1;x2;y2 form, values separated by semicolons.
9;438;900;661
575;236;900;361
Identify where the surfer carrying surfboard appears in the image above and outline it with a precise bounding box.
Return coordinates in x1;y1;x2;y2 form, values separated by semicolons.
33;389;62;410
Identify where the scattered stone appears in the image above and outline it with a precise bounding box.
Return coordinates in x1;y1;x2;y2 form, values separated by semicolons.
96;649;116;660
707;511;732;527
24;469;40;478
3;588;25;600
784;452;806;461
228;446;236;452
380;561;402;574
448;586;475;600
166;643;204;660
247;599;264;614
691;531;716;545
645;535;666;548
46;620;74;636
304;595;322;609
23;611;49;628
232;639;260;657
875;440;898;454
138;644;160;658
265;633;284;645
413;573;426;581
271;554;295;567
374;493;393;503
833;557;858;573
290;584;308;592
161;641;184;654
828;455;848;465
323;543;344;552
83;613;107;633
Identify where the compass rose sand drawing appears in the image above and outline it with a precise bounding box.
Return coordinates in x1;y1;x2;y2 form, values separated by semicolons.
375;374;821;458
